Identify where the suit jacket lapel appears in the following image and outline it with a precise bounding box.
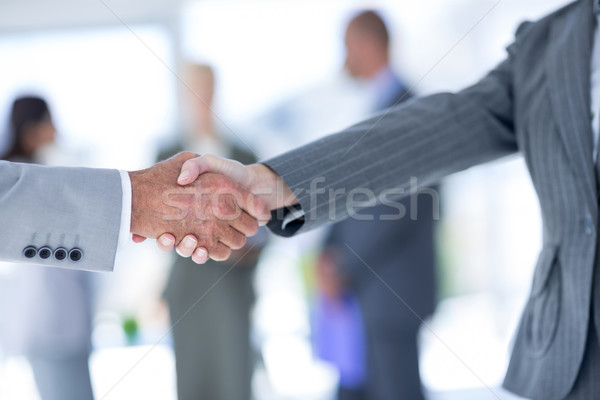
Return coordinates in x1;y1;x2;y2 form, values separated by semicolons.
547;0;597;220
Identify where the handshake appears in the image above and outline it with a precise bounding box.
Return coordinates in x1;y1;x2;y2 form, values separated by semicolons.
128;152;297;264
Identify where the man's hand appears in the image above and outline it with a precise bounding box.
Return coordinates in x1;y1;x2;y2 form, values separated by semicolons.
156;154;297;257
129;152;270;263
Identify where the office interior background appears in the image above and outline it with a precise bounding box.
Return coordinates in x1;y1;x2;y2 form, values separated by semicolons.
0;0;572;399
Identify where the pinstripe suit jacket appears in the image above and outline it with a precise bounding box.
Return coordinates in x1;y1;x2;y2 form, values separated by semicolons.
0;161;123;271
265;1;598;398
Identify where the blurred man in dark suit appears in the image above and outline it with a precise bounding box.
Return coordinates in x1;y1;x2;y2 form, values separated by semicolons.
313;11;437;400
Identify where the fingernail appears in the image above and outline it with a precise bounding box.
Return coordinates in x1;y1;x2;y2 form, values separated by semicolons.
183;236;197;249
193;248;208;264
177;170;189;184
159;236;174;247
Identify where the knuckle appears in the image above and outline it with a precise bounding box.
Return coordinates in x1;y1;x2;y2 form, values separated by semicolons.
231;235;246;250
250;221;260;235
212;249;228;262
180;151;197;159
216;201;233;217
244;219;259;236
220;248;232;261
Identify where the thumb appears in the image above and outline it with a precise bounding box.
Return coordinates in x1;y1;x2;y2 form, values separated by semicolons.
177;154;246;186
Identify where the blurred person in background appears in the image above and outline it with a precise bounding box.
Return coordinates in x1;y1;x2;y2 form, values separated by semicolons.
158;63;265;400
2;95;95;400
312;11;437;400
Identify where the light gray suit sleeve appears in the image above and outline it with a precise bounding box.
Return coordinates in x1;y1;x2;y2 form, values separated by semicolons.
0;161;123;271
265;47;519;236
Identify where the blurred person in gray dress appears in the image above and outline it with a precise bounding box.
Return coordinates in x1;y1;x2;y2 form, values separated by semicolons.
158;64;265;400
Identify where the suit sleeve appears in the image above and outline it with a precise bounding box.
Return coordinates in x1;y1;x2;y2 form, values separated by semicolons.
0;161;123;271
265;37;519;236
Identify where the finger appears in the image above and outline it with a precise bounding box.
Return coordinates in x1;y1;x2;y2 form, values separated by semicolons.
175;235;198;258
178;154;245;185
229;210;259;237
156;233;176;252
191;247;209;264
218;226;247;250
177;155;216;185
132;234;147;243
210;242;232;262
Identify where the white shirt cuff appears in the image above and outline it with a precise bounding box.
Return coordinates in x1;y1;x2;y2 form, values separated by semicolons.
117;170;132;249
282;207;305;230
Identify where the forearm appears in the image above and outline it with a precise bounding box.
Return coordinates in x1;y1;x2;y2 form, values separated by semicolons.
264;74;518;234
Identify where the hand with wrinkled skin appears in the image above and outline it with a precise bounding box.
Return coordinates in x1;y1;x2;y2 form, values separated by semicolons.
129;152;270;263
154;154;297;257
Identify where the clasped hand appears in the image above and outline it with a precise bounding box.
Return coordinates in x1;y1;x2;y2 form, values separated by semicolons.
129;152;276;264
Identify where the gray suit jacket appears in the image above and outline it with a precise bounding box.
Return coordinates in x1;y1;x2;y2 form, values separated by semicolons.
265;1;597;398
0;161;123;271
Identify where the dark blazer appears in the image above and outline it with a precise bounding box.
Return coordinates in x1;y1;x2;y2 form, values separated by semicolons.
321;85;436;400
323;86;437;329
265;1;598;398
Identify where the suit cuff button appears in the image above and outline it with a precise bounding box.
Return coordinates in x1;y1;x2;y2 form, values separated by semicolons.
38;247;52;260
69;248;83;262
54;248;68;261
23;246;37;259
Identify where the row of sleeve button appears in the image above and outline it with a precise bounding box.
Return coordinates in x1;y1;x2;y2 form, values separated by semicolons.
22;246;83;262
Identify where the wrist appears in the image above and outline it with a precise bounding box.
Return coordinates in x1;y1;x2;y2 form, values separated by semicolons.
128;170;145;234
252;163;296;209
